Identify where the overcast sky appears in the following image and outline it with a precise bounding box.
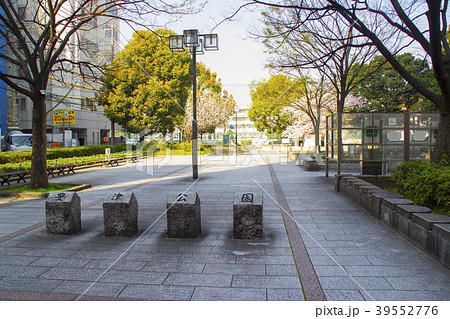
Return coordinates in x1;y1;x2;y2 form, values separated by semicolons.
120;0;271;109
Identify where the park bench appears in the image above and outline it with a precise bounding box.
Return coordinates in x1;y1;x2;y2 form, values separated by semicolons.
0;170;30;186
47;164;76;177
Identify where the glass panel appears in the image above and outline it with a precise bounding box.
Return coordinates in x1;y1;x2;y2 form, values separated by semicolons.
342;129;362;144
363;145;382;160
332;144;338;159
410;130;430;143
342;145;362;160
342;113;366;128
410;113;438;128
384;129;404;143
383;145;404;160
383;114;403;128
386;161;403;174
410;145;431;160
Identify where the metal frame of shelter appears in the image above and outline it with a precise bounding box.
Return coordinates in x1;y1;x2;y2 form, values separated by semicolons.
325;112;440;176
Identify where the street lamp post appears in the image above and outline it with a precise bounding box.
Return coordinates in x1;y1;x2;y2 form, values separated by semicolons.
169;30;218;179
235;106;239;155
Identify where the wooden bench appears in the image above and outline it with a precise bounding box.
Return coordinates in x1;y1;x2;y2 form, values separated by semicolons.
0;171;30;186
47;164;76;177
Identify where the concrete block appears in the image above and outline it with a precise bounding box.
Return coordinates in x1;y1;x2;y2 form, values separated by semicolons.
432;223;450;267
103;192;138;237
410;213;450;254
45;191;81;235
166;192;201;238
233;192;263;239
394;205;431;236
380;197;413;227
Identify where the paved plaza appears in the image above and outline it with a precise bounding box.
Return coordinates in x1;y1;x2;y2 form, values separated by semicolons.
0;149;449;301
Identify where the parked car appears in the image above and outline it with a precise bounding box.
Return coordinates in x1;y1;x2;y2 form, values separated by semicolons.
1;129;32;151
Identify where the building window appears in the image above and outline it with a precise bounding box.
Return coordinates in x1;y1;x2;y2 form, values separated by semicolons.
19;97;27;111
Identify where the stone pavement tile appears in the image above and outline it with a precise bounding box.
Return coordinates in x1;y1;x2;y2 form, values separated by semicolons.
305;240;359;249
236;255;295;265
263;247;293;256
118;284;194;301
305;247;336;256
83;259;119;270
265;264;298;276
179;253;237;264
310;255;373;266
0;277;63;293
324;289;366;301
211;245;266;255
361;290;442;301
29;257;64;267
70;250;124;260
51;280;126;298
123;252;181;263
344;265;415;277
367;254;438;266
319;276;393;291
385;276;450;292
191;287;266;301
0;265;50;278
157;246;214;254
0;255;39;266
99;270;168;285
267;288;304;301
202;263;265;275
40;268;106;281
142;262;205;274
163;273;232;287
22;248;78;258
314;265;350;277
0;247;32;256
57;258;92;269
232;275;301;289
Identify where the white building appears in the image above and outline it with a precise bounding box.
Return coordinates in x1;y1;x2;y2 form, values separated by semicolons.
5;1;120;146
216;106;264;143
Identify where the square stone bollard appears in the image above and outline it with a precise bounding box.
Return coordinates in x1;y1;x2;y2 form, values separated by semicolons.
233;192;263;239
380;197;413;227
46;191;81;235
394;205;431;237
433;223;450;267
103;192;138;237
411;213;450;254
166;192;201;238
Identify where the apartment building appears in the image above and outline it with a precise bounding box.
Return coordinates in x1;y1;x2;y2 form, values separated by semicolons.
2;1;120;146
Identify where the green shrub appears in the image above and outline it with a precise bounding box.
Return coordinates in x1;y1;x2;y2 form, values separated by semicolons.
240;140;252;146
392;158;450;214
0;144;127;164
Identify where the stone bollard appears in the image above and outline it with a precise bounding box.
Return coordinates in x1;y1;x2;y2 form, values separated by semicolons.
380;197;413;227
103;192;138;237
410;213;450;254
45;191;81;235
166;192;201;238
433;224;450;267
233;192;263;239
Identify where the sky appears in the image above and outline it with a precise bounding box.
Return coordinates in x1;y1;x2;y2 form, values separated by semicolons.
120;0;271;109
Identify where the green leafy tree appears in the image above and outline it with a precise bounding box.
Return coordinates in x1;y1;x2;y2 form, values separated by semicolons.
350;53;440;112
248;74;302;135
98;29;192;135
182;63;236;140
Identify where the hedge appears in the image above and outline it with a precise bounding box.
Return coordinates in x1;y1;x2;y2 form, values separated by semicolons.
392;157;450;214
0;144;127;164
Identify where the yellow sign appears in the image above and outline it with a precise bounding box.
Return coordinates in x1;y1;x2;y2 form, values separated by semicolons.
53;110;75;125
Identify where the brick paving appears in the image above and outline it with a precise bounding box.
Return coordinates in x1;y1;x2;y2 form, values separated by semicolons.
0;149;449;301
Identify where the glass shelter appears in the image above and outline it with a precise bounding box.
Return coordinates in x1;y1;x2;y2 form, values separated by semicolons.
326;112;439;175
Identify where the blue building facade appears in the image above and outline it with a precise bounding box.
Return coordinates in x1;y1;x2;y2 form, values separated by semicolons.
0;6;8;137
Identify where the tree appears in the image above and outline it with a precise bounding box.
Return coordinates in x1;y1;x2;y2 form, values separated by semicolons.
0;0;196;188
286;75;334;152
181;63;236;140
351;53;440;112
98;29;192;135
247;0;450;162
248;74;301;135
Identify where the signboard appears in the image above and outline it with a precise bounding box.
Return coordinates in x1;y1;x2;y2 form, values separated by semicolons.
223;134;229;145
64;130;72;147
53;110;75;126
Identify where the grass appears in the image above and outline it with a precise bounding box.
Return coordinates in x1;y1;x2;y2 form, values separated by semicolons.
0;184;79;193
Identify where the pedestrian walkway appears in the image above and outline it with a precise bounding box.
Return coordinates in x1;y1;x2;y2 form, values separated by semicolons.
0;150;449;301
